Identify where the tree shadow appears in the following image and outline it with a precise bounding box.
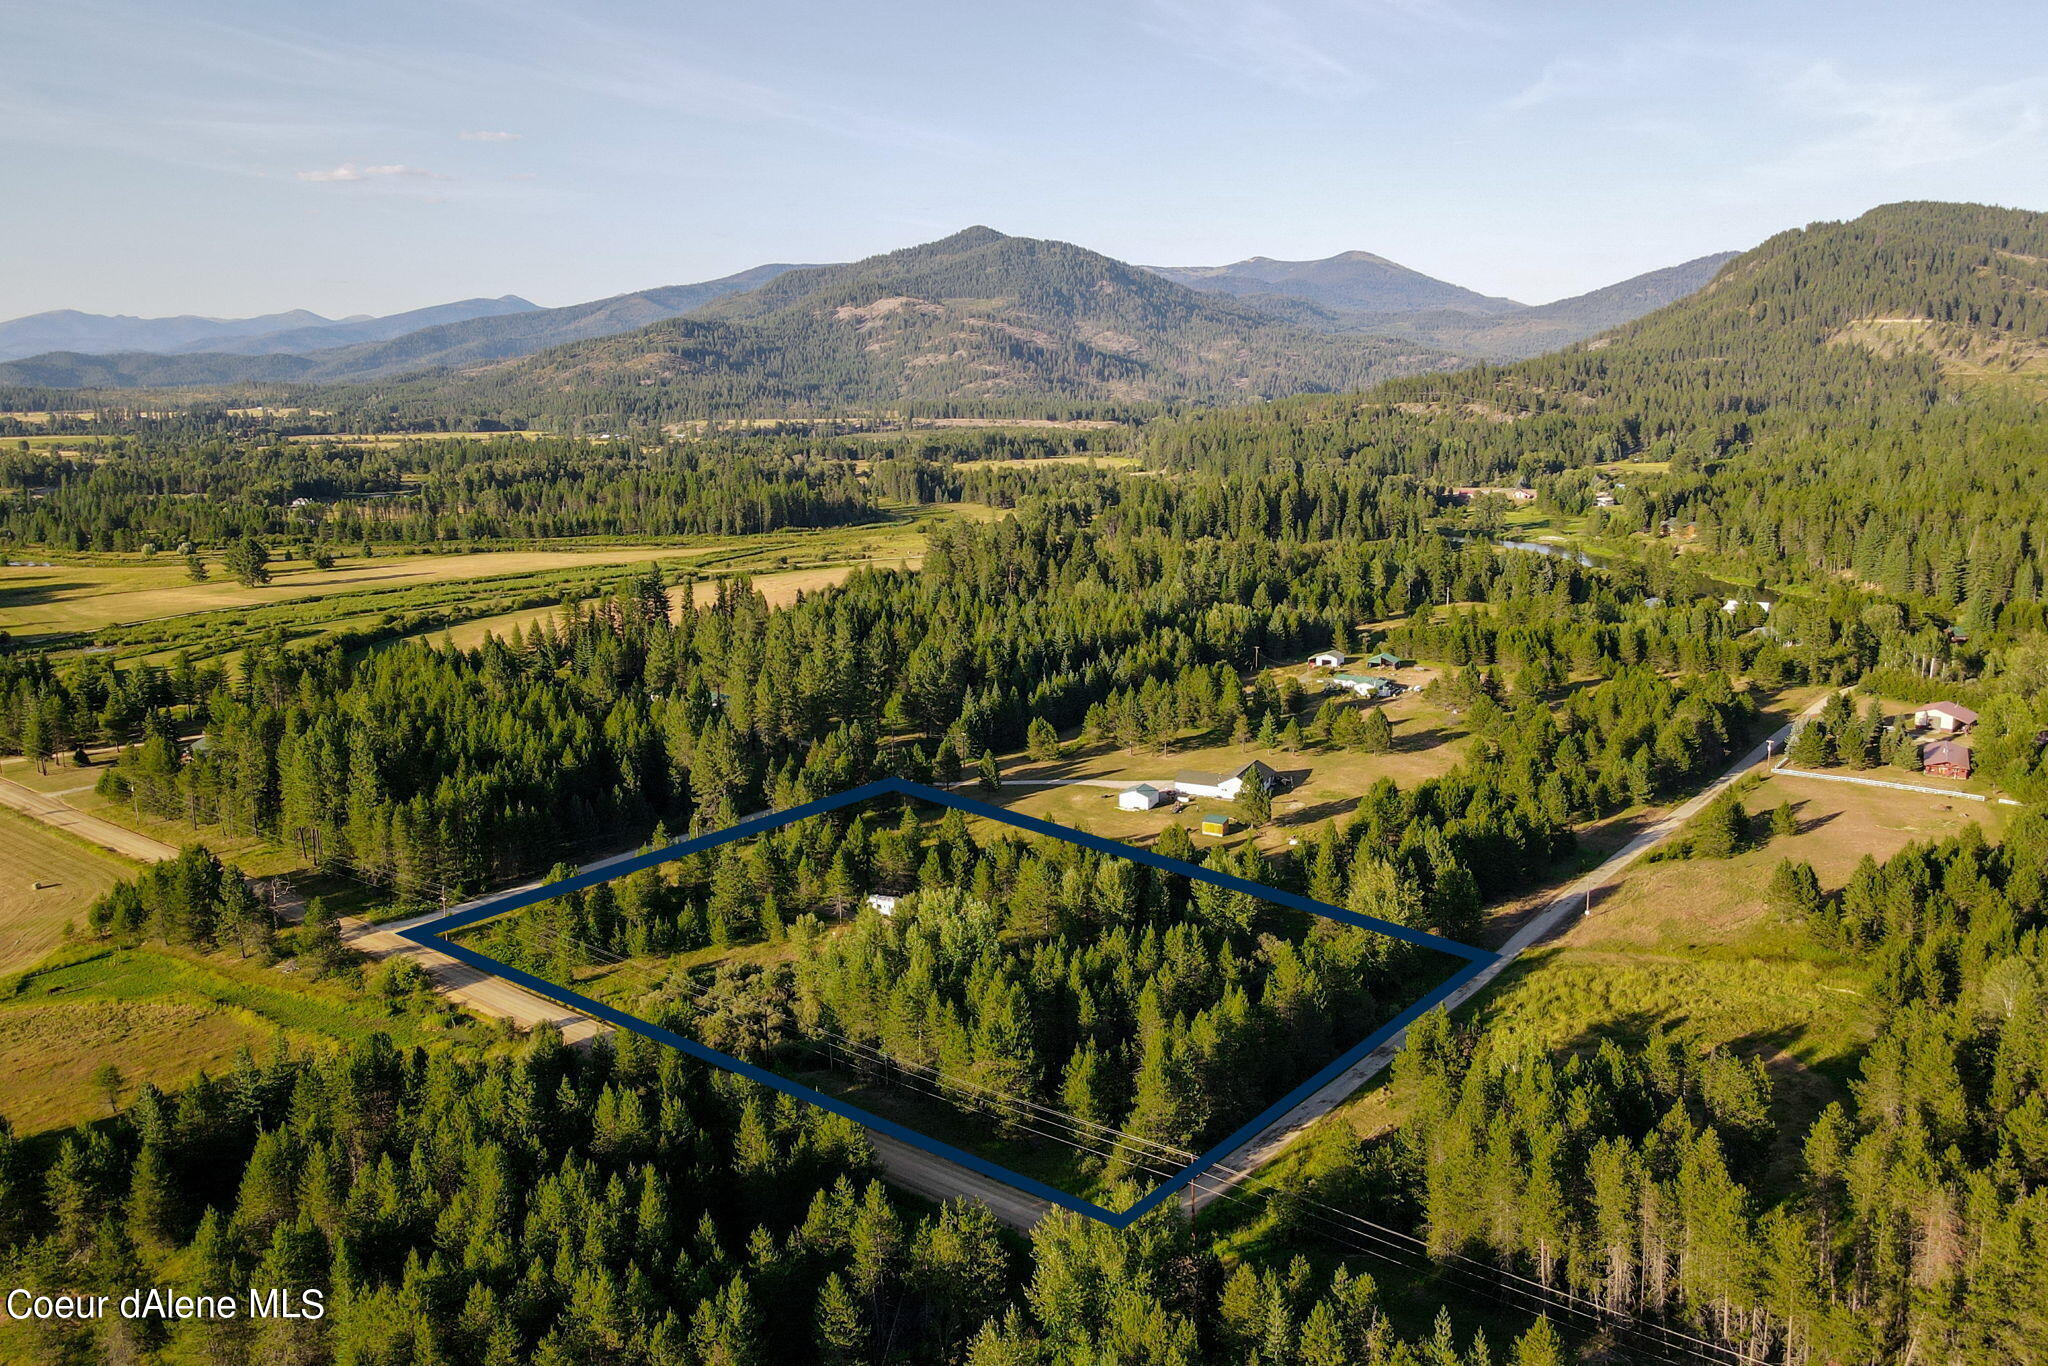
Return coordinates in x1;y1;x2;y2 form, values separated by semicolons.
1393;725;1454;754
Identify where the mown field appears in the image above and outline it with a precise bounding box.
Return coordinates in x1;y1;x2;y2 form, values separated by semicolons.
0;507;951;664
0;808;132;974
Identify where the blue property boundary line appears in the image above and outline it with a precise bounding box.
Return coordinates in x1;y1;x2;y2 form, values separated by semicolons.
403;777;1502;1228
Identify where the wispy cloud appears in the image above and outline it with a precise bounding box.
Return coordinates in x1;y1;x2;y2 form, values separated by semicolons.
1138;0;1362;96
459;129;520;142
297;162;448;183
1767;61;2047;174
1504;38;1713;112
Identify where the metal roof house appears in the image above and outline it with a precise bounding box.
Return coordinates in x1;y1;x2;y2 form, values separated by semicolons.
1921;740;1972;778
1362;651;1408;669
1175;760;1281;800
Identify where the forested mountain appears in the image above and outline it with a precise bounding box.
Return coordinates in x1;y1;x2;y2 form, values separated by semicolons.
1153;201;2048;621
1153;251;1738;358
1362;252;1739;360
178;294;540;355
1145;250;1522;316
0;232;1730;407
327;228;1461;424
0;265;811;387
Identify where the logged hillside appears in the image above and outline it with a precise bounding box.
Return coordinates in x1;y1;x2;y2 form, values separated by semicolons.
1152;201;2048;618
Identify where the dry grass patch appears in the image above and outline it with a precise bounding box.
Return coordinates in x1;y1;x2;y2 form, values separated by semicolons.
0;811;131;974
0;999;269;1134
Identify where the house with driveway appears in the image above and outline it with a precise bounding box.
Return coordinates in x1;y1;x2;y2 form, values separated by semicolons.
1175;760;1281;801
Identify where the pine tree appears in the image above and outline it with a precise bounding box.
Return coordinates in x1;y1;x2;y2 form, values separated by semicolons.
1026;716;1060;763
1235;779;1272;827
814;1272;865;1365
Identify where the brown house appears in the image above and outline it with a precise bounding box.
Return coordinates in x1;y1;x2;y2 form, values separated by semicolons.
1921;740;1972;779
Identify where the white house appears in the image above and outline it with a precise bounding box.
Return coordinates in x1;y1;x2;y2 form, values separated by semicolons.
1309;651;1347;669
1175;760;1281;801
1118;782;1172;811
1722;598;1775;614
864;893;899;917
1328;673;1397;699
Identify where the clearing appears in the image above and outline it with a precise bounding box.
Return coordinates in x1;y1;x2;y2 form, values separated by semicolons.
0;943;449;1133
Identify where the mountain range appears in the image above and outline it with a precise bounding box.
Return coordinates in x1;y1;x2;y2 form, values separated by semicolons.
0;296;541;363
0;232;1736;410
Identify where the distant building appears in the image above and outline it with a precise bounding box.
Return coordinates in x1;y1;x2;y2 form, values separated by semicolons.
1593;492;1617;507
1328;673;1397;699
1309;651;1347;669
1914;702;1979;733
1722;598;1774;614
1449;486;1537;504
865;893;899;917
1362;651;1409;669
1199;814;1235;837
1175;760;1281;801
287;497;316;508
1921;740;1972;779
1118;782;1171;811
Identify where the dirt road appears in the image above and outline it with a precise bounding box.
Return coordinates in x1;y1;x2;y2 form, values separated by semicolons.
866;1133;1051;1229
1188;694;1832;1211
0;778;179;863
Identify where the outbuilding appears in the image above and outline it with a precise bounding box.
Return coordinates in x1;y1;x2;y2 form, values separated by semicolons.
1199;814;1234;837
1914;702;1979;733
1362;651;1408;669
1309;651;1347;669
1118;782;1171;811
865;893;899;917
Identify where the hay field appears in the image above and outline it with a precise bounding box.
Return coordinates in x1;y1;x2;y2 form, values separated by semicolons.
0;809;133;974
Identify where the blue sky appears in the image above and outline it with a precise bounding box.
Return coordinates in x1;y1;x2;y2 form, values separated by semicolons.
6;0;2047;320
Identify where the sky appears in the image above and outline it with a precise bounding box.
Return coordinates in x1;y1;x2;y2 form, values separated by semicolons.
5;0;2048;321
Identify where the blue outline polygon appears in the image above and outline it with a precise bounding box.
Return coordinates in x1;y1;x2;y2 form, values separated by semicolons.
405;778;1500;1227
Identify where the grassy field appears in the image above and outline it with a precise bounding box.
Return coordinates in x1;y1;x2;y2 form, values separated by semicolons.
0;942;449;1133
0;544;720;647
975;665;1469;853
0;808;134;974
2;511;958;665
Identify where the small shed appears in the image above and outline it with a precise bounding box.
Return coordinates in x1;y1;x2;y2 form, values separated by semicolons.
1921;740;1972;779
1914;702;1979;733
1309;651;1347;669
1199;814;1234;837
1118;782;1171;811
